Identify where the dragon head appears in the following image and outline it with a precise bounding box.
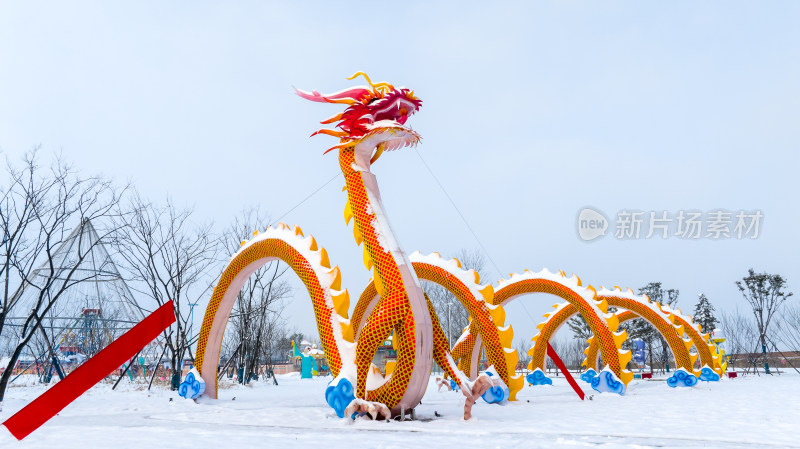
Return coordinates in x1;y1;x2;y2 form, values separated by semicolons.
296;72;422;165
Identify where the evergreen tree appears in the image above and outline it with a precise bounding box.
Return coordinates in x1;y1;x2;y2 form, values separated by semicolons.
693;293;718;335
567;314;592;341
567;306;619;341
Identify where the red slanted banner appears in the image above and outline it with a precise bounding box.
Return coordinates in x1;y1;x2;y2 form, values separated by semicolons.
546;342;585;400
3;301;176;440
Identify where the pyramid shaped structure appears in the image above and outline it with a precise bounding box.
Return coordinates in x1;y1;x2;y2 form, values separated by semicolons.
4;219;144;357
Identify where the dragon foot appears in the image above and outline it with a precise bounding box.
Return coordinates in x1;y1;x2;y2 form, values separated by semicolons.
345;398;392;421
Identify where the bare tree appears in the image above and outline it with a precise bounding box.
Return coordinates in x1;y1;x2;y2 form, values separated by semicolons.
769;303;800;374
775;303;800;354
422;248;488;347
0;152;42;339
654;337;673;374
563;338;587;372
258;313;290;379
736;269;793;374
221;208;291;383
547;338;563;374
111;194;219;389
514;336;531;372
719;308;759;372
0;152;124;402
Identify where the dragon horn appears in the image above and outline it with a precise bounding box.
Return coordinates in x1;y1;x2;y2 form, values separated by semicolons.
347;72;394;95
347;72;375;88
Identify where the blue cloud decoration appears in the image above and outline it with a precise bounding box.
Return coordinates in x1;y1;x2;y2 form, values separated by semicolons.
667;368;698;387
178;368;206;400
526;368;553;386
590;367;626;395
698;366;721;382
580;368;598;383
325;377;355;418
480;367;510;404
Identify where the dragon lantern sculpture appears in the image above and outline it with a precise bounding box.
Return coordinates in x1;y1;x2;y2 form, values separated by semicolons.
193;73;725;420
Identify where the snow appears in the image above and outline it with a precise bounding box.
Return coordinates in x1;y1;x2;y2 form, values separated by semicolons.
1;372;798;448
498;270;612;324
365;189;403;260
409;251;491;307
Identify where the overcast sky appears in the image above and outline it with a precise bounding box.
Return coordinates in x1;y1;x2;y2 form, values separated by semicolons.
1;1;798;342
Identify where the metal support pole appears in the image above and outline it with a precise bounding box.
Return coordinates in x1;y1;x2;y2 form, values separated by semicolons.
188;300;199;358
113;349;143;390
32;311;65;381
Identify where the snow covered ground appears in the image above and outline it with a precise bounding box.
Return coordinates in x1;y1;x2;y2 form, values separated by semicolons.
1;371;798;448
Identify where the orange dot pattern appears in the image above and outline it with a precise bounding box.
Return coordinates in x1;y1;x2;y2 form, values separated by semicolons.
627;303;721;373
351;281;378;339
670;312;719;374
492;278;626;382
352;259;520;397
357;291;414;406
539;294;695;374
600;294;693;373
195;235;343;395
411;262;514;390
451;324;478;374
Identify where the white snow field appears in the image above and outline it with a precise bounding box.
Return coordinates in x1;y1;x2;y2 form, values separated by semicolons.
1;372;798;448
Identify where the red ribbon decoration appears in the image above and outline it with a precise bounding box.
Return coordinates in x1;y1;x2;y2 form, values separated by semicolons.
3;301;176;440
546;342;585;400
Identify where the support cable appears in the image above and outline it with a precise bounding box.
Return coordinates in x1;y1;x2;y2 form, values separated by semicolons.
270;172;341;227
414;148;538;323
